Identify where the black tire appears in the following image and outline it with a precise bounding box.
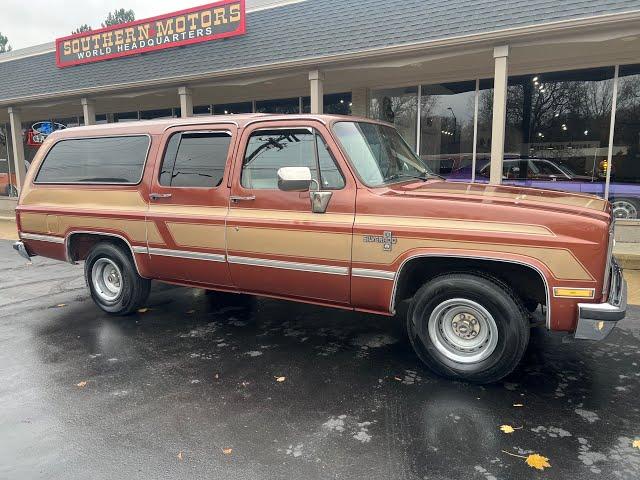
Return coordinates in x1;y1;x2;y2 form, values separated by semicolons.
84;242;150;315
406;273;529;384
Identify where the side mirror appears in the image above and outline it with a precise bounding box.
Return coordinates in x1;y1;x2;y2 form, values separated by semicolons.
277;167;312;192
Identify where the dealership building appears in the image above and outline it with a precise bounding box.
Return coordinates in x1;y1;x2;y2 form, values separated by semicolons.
1;0;639;239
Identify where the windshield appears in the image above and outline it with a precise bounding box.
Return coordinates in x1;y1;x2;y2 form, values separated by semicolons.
332;121;436;187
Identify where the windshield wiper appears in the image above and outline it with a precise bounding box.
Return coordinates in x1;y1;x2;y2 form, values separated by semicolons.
385;172;431;183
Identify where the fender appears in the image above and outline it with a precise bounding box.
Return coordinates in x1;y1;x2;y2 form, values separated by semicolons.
64;230;150;278
388;251;553;329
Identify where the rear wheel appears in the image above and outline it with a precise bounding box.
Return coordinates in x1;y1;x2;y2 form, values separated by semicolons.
84;243;150;315
407;273;529;383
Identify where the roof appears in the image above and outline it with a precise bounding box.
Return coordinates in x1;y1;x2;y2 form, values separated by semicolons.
51;113;369;137
1;0;639;105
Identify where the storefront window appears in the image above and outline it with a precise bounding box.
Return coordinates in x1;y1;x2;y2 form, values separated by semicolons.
140;109;174;120
194;105;212;116
475;79;494;174
213;102;253;115
611;64;640;220
370;87;418;150
114;111;139;122
419;81;475;178
54;117;82;127
493;67;615;198
324;93;352;115
0;123;17;197
256;98;299;114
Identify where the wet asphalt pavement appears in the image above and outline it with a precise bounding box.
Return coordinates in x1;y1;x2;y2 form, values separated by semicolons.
1;239;640;480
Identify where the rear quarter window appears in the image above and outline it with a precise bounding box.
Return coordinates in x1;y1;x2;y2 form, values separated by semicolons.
35;135;150;184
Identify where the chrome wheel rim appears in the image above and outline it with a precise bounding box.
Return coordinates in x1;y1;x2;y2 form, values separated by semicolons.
91;258;122;303
612;200;638;220
427;298;498;364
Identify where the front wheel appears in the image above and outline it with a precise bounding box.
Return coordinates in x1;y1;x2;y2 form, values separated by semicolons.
85;243;151;315
407;273;529;384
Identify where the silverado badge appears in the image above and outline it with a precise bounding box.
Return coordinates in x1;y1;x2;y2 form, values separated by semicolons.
363;231;397;251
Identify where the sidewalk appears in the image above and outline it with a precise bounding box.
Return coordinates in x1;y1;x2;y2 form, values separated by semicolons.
0;217;17;241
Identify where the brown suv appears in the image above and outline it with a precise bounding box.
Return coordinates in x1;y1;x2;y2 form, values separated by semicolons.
12;114;627;383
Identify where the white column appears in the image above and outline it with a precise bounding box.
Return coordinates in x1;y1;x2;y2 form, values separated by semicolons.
178;86;193;118
604;65;619;200
309;70;324;114
7;107;26;193
489;45;510;185
81;97;96;126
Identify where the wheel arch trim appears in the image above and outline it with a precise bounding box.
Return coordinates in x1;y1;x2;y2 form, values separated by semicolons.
389;253;552;329
64;230;147;278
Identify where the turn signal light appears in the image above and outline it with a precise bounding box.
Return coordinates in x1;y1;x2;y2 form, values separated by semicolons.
553;287;595;299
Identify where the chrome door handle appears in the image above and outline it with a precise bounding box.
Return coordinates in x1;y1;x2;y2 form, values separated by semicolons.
230;195;256;203
149;193;172;200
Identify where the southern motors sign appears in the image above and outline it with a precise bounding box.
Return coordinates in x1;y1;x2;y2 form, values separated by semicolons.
55;0;246;68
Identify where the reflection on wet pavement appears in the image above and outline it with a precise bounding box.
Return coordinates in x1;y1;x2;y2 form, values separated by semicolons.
0;240;639;479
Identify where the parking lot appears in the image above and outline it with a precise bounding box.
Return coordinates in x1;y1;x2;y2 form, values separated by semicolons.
1;238;639;479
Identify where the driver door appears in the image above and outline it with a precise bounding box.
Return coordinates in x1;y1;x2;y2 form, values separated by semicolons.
225;120;356;305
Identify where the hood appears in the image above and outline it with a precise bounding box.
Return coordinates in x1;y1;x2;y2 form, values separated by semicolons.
384;180;610;219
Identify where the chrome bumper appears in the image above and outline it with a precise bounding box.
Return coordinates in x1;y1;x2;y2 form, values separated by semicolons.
575;259;627;341
13;241;31;261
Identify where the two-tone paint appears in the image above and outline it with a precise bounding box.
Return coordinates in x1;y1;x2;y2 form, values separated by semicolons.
14;114;617;333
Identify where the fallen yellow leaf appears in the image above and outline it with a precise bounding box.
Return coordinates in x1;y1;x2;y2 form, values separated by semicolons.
633;439;640;450
502;450;551;471
137;307;150;313
526;453;551;471
177;451;183;461
499;425;522;434
275;376;286;382
223;448;233;455
76;381;87;388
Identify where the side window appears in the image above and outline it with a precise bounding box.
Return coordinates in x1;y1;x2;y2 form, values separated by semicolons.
241;128;344;190
35;136;149;183
159;131;231;188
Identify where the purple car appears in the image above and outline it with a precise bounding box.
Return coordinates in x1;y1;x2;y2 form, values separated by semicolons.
445;157;639;220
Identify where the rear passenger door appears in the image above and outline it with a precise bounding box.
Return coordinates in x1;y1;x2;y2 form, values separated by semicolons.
145;124;235;287
226;121;356;305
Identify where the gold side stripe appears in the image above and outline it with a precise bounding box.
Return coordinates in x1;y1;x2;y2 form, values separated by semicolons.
228;208;353;224
356;215;553;236
423;186;607;211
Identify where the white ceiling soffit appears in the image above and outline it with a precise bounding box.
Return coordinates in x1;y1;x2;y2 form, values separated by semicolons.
325;48;490;71
105;89;176;99
195;71;304;88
